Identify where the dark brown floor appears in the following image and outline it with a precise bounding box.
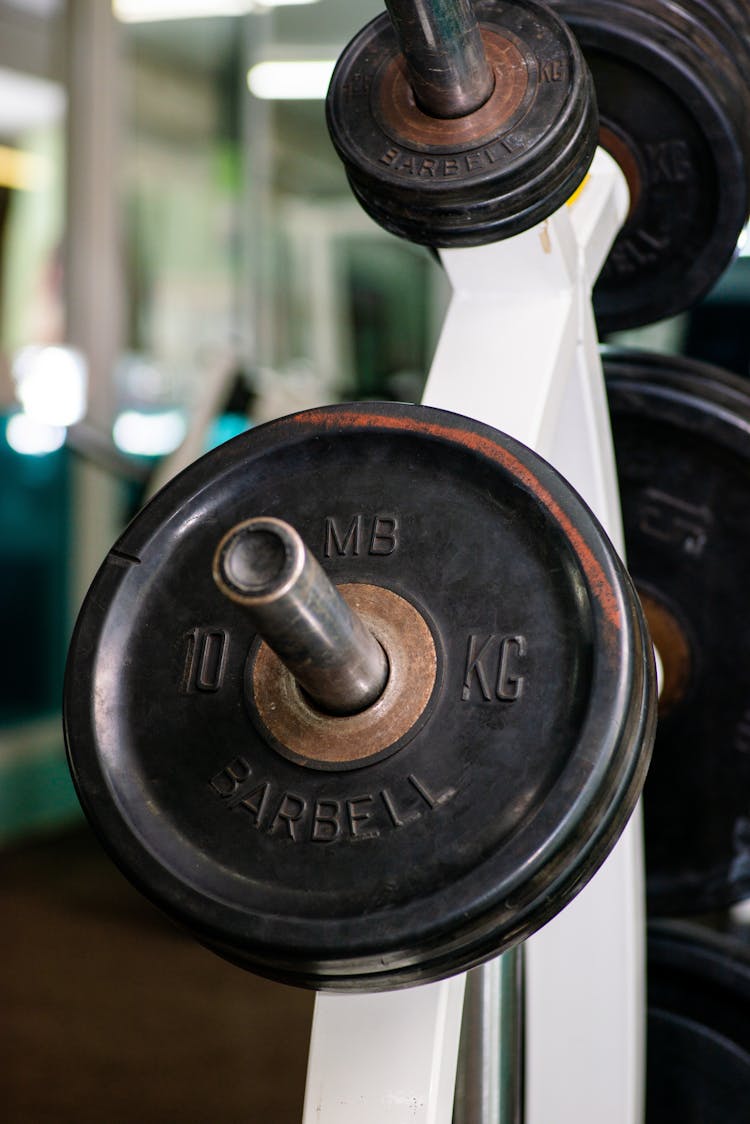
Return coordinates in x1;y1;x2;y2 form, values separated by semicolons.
0;826;314;1123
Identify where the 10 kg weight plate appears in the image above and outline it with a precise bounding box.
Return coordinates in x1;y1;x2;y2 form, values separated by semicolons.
65;403;654;990
327;0;597;246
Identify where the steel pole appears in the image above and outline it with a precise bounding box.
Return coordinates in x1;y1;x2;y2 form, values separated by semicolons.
213;516;389;715
384;0;494;118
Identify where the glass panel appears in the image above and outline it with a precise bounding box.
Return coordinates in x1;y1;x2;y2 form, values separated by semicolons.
0;46;67;726
118;0;449;457
0;1;78;835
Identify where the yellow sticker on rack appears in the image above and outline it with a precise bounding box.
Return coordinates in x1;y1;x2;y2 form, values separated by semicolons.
566;174;591;209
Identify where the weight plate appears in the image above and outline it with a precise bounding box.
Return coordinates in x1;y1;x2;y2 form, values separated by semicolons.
647;922;750;1122
605;352;750;914
64;402;654;991
326;0;597;246
603;345;750;408
550;0;750;332
678;0;750;77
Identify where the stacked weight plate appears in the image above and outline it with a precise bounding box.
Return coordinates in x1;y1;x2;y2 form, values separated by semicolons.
604;349;750;916
64;402;655;991
647;922;750;1122
550;0;750;332
327;0;598;246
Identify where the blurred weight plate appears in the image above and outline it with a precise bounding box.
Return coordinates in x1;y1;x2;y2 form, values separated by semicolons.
648;921;750;1122
605;350;750;914
551;0;750;332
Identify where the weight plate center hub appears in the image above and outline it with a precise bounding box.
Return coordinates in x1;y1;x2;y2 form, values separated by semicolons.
636;588;691;719
376;32;531;153
251;583;439;768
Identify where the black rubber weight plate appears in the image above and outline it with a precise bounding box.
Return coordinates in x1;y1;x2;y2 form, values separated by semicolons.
648;922;750;1123
550;0;750;332
326;0;597;246
605;352;750;914
64;403;654;991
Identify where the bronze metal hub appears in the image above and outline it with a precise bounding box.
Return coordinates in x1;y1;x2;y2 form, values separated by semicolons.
376;29;532;153
638;588;692;718
599;123;642;220
250;583;439;769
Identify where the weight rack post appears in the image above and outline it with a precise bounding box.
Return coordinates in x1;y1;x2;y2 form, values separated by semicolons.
213;515;390;716
383;0;495;118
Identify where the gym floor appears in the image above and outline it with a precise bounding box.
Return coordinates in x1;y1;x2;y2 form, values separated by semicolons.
0;826;313;1123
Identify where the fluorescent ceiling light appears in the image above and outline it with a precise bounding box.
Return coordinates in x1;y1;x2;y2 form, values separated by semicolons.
247;59;335;100
13;346;88;427
114;0;319;21
5;415;66;456
113;409;187;457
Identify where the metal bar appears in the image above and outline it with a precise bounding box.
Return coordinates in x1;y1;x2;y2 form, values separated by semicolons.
383;0;494;119
213;516;389;715
453;950;524;1124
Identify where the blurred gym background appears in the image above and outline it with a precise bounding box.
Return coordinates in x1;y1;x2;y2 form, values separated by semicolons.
0;1;747;1120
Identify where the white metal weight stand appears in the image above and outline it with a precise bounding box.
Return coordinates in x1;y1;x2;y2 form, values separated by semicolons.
303;148;640;1124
